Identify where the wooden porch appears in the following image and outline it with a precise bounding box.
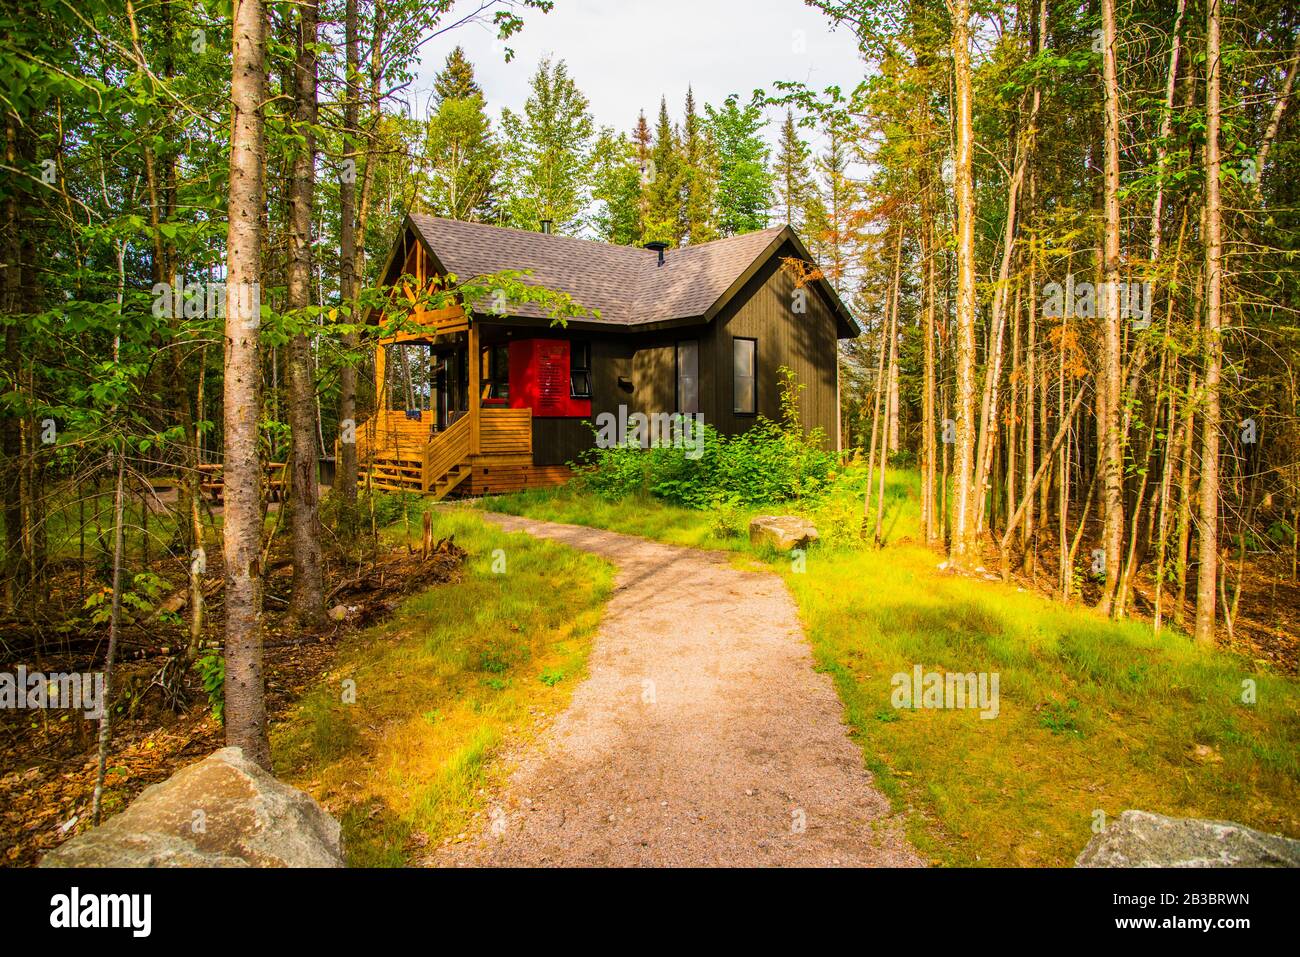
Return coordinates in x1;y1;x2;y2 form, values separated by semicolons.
342;295;570;499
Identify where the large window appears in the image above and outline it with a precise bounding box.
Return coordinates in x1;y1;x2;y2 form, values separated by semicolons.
570;341;592;399
733;337;756;415
676;340;699;414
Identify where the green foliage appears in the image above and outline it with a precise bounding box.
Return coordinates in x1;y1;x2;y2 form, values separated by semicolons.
574;417;837;510
82;571;171;626
194;651;226;726
499;57;595;233
705;96;774;236
573;370;836;509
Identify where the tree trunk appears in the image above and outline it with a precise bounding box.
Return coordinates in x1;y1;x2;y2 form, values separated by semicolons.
1096;0;1126;615
1195;0;1224;646
223;0;271;767
950;0;979;567
336;0;361;503
286;0;325;628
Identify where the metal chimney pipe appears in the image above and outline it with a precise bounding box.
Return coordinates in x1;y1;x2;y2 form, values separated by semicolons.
645;241;669;267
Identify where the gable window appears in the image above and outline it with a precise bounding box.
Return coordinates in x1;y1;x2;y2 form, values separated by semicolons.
570;341;592;399
733;337;756;415
676;340;699;414
482;344;510;400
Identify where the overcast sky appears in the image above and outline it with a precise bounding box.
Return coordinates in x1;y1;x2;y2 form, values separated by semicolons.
411;0;866;146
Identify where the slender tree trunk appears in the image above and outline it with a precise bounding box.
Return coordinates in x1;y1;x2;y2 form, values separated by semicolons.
1253;32;1300;201
876;243;901;545
950;0;979;567
337;0;360;503
1195;0;1224;646
1098;0;1126;615
90;447;126;824
285;0;325;628
1001;385;1088;578
922;195;938;544
223;0;271;767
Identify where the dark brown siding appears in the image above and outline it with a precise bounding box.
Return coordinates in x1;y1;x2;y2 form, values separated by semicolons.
703;240;840;446
478;241;843;466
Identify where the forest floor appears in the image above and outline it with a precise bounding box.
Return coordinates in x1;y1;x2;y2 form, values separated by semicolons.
0;509;466;867
483;471;1300;866
433;513;920;867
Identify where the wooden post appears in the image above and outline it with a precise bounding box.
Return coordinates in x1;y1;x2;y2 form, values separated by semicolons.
468;319;481;456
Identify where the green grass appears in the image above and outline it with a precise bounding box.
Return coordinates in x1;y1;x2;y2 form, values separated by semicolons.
481;469;1300;866
272;506;613;867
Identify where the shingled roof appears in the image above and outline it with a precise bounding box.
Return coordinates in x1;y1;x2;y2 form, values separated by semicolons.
404;214;858;335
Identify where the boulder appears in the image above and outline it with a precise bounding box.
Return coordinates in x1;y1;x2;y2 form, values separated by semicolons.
41;747;343;868
748;515;819;552
1076;810;1300;868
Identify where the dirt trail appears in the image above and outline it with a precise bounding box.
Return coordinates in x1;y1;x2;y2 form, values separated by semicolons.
434;514;922;867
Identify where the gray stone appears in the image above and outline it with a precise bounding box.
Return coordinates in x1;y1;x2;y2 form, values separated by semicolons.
41;747;343;868
748;515;819;552
1076;810;1300;868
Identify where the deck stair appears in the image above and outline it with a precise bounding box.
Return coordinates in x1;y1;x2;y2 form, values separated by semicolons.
349;407;534;500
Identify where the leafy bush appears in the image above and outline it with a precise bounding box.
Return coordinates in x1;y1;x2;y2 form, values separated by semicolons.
193;651;225;725
572;419;838;510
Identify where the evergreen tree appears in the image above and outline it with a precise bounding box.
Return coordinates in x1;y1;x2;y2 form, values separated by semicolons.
681;87;718;244
807;113;860;294
643;97;686;244
421;46;497;221
632;110;653;232
774;108;814;231
499;57;595;233
706;96;773;237
433;45;482;104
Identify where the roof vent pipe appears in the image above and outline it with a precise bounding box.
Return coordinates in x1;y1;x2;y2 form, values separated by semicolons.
540;219;553;235
644;240;669;267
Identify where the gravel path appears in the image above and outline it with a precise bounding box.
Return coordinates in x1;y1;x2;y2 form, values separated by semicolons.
433;514;922;868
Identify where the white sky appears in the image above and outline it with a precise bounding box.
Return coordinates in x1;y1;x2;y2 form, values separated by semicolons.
412;0;867;147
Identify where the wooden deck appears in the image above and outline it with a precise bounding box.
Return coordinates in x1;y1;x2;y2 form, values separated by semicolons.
344;407;570;499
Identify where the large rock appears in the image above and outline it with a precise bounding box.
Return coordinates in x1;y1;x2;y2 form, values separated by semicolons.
1076;810;1300;868
749;515;819;552
41;747;343;868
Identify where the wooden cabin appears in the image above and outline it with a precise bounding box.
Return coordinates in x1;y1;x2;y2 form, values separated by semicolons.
348;214;859;499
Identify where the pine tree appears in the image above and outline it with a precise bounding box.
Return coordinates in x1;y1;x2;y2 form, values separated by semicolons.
681;87;718;244
422;48;497;221
499;58;595;233
807;114;859;294
643;97;686;244
774;108;813;231
433;45;482;104
706;96;773;237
